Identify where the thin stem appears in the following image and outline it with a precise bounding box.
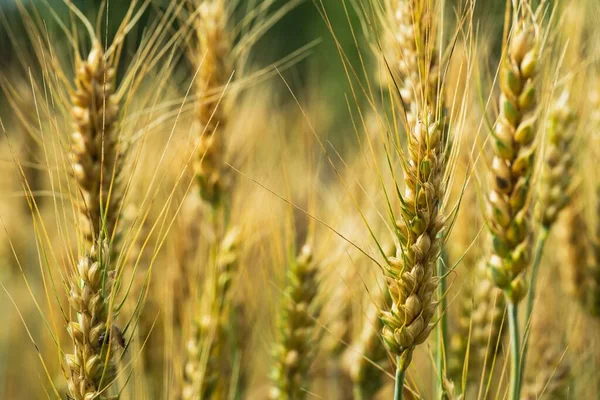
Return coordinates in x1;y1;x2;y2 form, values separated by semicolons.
507;302;521;400
436;253;448;399
520;226;548;386
394;358;405;400
353;384;364;400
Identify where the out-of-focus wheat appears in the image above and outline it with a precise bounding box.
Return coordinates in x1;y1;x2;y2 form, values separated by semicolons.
269;244;321;399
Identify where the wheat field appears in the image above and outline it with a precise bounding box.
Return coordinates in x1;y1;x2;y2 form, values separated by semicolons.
0;0;599;399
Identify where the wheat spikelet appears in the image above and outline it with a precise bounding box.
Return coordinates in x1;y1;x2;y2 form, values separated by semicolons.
536;91;577;228
381;112;447;371
269;244;321;399
65;240;120;400
486;13;540;304
448;260;505;382
71;42;121;246
182;227;241;399
192;0;233;207
343;287;391;399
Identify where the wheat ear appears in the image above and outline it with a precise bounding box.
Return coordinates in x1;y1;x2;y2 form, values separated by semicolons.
536;90;577;228
486;12;540;304
269;244;321;399
182;227;241;400
193;0;233;207
71;42;122;246
65;42;124;400
381;112;447;373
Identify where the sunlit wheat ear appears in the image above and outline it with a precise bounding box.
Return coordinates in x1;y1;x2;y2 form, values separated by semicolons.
486;14;540;304
522;316;571;399
269;244;321;400
381;113;447;371
448;260;505;382
71;41;122;247
381;0;440;126
65;240;120;400
182;227;241;400
535;90;577;229
344;287;391;399
192;0;233;207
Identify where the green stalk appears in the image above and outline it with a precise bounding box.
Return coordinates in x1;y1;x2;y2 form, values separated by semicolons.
394;359;405;400
520;227;549;386
436;253;448;399
507;303;521;400
353;384;364;400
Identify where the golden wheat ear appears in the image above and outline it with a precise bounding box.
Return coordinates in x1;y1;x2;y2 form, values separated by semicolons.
486;11;540;304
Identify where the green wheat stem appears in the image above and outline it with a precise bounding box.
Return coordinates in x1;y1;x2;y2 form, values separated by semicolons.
436;252;448;399
353;384;364;400
394;359;405;400
507;302;521;400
